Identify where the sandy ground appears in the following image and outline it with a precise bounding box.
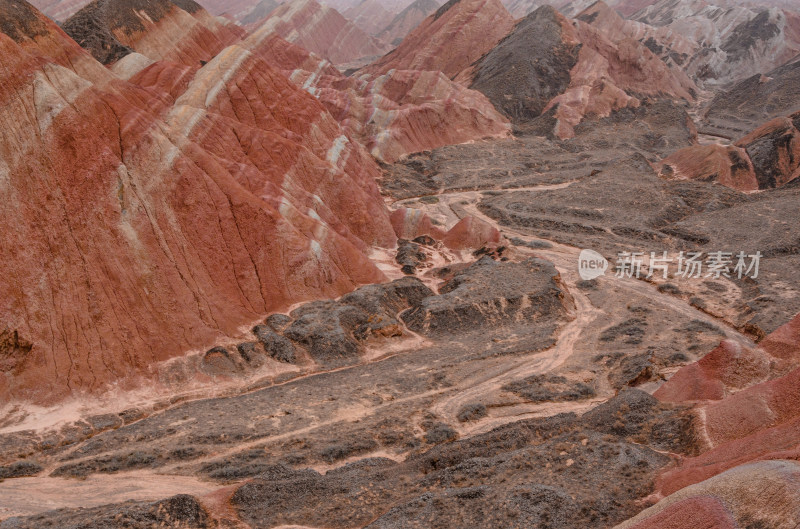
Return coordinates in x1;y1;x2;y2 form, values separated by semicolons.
0;471;218;519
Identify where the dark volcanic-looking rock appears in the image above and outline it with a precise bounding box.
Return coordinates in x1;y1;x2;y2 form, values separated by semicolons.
0;460;43;479
468;6;579;124
253;326;297;363
735;112;800;189
282;278;433;366
396;239;428;275
229;390;696;529
401;257;573;336
703;54;800;138
457;3;696;137
62;0;244;65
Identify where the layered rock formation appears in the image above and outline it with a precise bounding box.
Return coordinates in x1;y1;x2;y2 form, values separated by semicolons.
0;0;394;402
197;0;278;20
363;0;516;79
390;208;503;250
660;109;800;190
624;313;800;524
459;4;696;137
576;0;696;70
62;0;245;66
343;0;395;36
631;0;800;87
252;0;390;65
27;0;90;21
376;0;441;45
702;54;800;138
245;34;510;162
659;144;758;191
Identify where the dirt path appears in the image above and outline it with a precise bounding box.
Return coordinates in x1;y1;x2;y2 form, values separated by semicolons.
0;471;218;519
405;184;754;431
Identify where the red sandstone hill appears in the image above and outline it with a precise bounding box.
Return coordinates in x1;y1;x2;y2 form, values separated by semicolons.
455;4;696;137
62;0;245;66
362;0;516;79
0;0;394;403
241;32;510;162
251;0;390;65
614;313;800;528
660;109;800;191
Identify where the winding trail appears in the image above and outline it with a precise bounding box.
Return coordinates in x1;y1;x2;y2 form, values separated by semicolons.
402;183;754;431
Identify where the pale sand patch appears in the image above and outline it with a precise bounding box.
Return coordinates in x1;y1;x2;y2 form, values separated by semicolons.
0;471;218;519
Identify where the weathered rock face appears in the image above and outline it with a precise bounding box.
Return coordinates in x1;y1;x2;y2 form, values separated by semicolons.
576;0;696;71
363;0;516;79
632;0;800;88
62;0;245;66
661;110;800;191
0;1;395;402
27;0;91;21
245;34;510;162
734;112;800;189
343;0;395;36
500;0;658;18
460;4;696;137
401;257;573;337
376;0;440;45
252;0;390;65
702;54;800;138
462;6;581;126
648;313;800;500
198;0;278;21
659;144;758;191
615;461;800;529
390;208;502;250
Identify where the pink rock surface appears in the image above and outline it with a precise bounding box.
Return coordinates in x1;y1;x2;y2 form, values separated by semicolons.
390;208;502;250
245;34;510;162
391;208;448;241
547;9;697;138
659;144;758;192
625;496;736;529
653;314;800;496
343;0;395;36
376;0;441;45
251;0;390;65
0;2;394;403
617;461;800;529
363;0;515;79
